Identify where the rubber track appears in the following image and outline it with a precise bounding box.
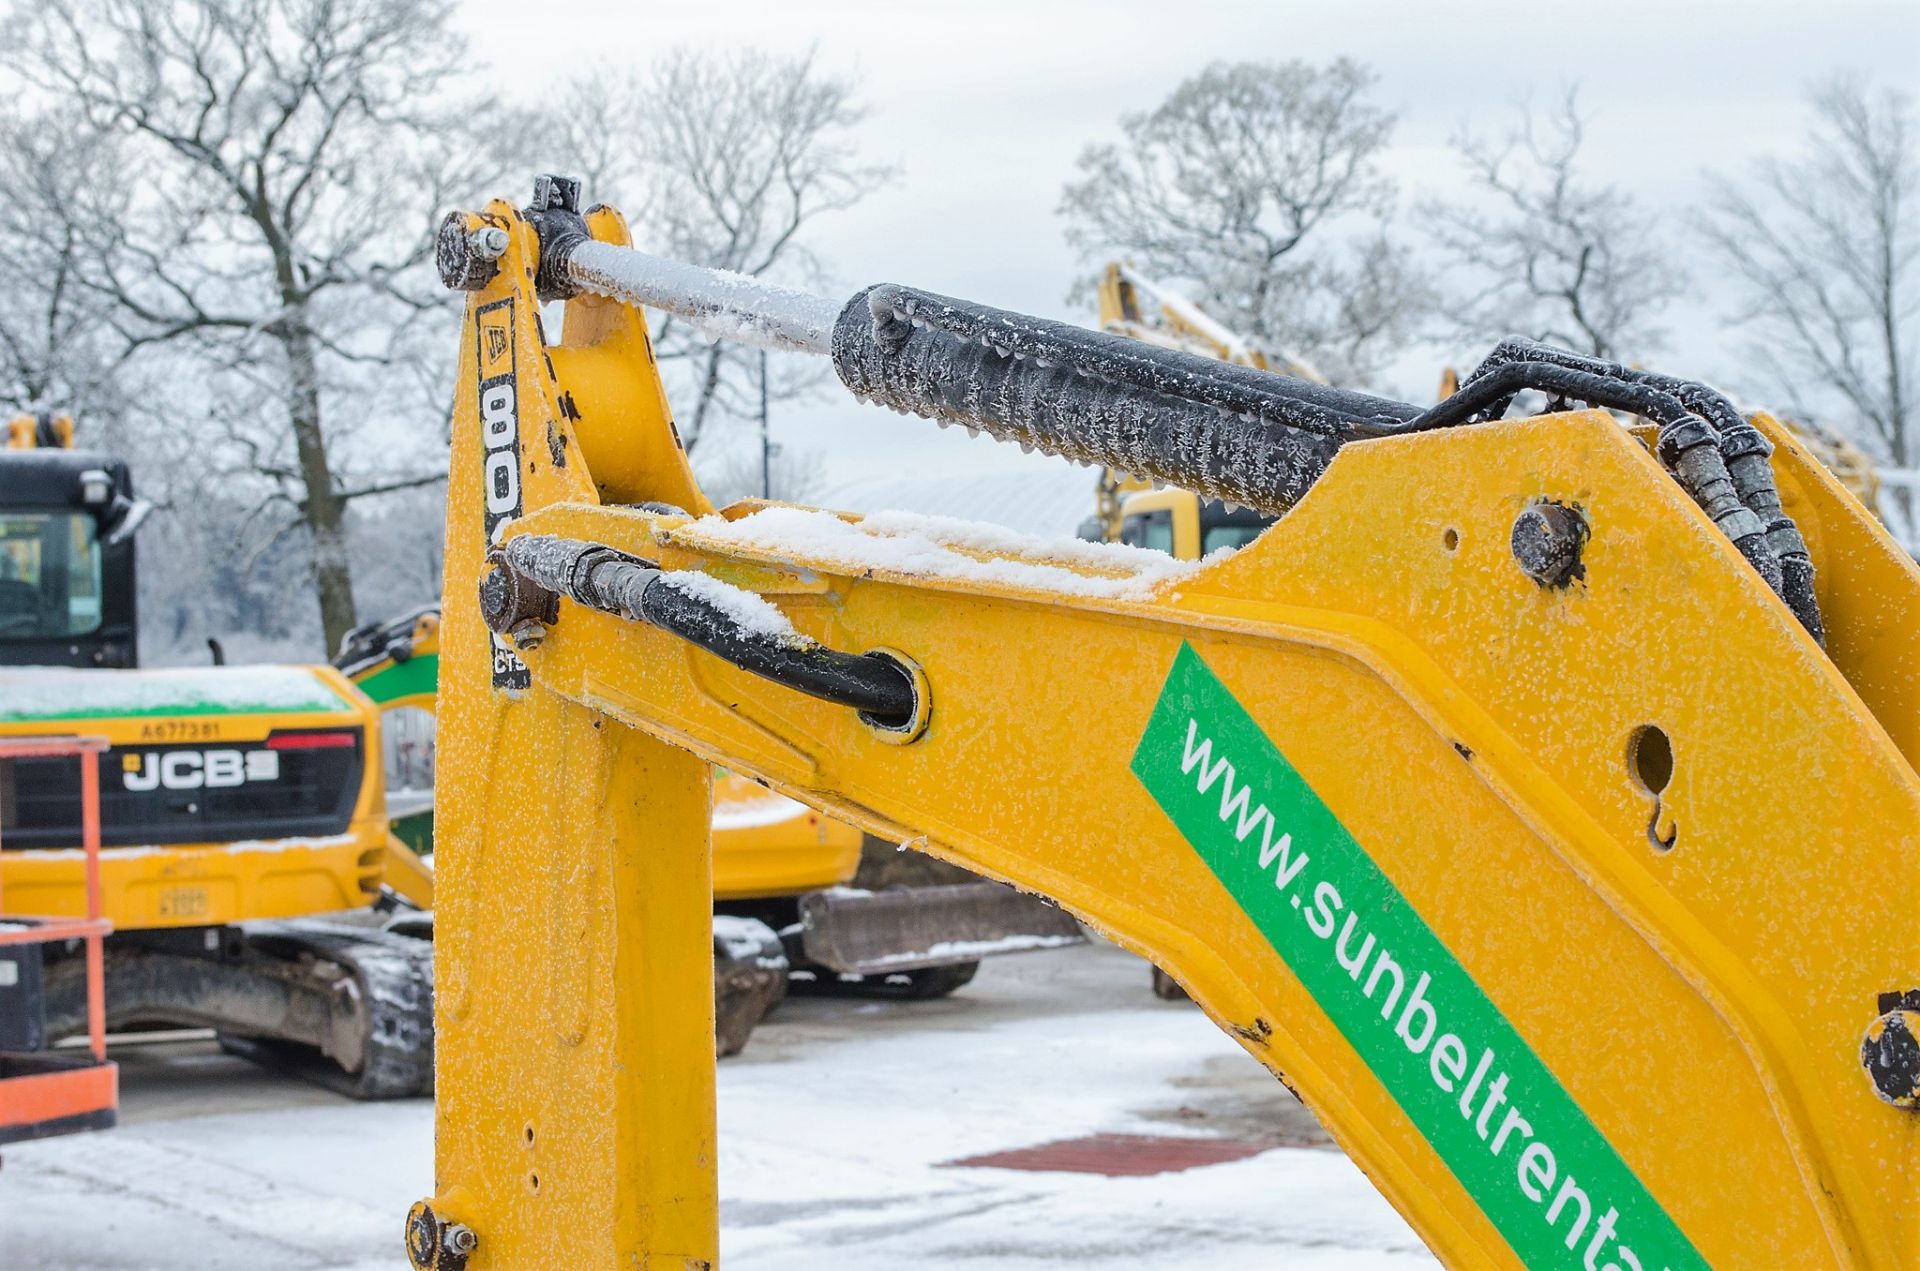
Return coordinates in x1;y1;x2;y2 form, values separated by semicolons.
218;919;435;1100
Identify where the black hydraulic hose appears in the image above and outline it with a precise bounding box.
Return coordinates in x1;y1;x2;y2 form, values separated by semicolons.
829;284;1817;638
831;277;1821;639
1460;336;1744;431
493;536;918;725
1407;361;1789;605
1406;362;1699;432
1458;338;1822;643
639;579;917;726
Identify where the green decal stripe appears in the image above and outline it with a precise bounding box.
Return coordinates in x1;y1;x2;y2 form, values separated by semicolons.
354;653;439;707
1;697;348;723
1130;644;1704;1271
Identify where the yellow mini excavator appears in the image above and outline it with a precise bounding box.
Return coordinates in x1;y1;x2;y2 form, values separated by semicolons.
405;177;1918;1270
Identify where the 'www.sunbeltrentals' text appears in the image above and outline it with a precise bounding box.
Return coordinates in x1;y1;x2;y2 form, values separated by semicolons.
1180;718;1669;1271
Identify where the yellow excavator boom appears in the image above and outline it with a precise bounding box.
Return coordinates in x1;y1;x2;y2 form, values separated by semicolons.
407;181;1920;1271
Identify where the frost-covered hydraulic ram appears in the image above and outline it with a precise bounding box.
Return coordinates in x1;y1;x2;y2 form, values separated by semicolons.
478;534;918;727
480;176;1824;641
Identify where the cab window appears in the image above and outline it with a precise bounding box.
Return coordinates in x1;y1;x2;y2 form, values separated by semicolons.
0;512;103;639
1120;509;1174;554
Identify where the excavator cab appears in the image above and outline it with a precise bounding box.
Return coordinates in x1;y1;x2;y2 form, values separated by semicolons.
1118;488;1275;561
0;448;144;669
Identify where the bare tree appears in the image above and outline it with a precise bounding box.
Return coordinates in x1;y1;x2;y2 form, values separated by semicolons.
545;49;894;452
696;442;825;508
1424;90;1686;362
0;108;132;430
0;0;488;653
1699;79;1916;526
1060;59;1427;385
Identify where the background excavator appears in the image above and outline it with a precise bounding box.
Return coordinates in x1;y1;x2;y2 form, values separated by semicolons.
0;417;434;1101
406;178;1918;1270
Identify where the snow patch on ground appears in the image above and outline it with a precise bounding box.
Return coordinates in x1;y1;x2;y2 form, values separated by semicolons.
0;944;1430;1270
684;506;1198;600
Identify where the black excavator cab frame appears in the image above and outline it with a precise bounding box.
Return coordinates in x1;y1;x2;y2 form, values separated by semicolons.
0;450;142;669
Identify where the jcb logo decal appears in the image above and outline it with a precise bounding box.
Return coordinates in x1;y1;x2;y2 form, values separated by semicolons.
475;295;529;690
122;749;279;791
478;306;513;379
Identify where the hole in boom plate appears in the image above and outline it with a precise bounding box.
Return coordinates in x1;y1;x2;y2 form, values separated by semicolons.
1627;725;1677;852
1628;725;1673;796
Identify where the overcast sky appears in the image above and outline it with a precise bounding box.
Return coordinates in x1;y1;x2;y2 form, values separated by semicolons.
465;0;1919;530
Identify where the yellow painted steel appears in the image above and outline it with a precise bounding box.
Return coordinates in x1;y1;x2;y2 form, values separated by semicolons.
5;412;75;449
0;667;389;927
1754;409;1920;768
709;771;863;899
425;198;1920;1269
428;202;719;1268
348;609;445;713
1775;415;1890;527
379;834;436;910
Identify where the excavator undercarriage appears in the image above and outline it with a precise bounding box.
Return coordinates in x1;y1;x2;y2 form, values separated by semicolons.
405;178;1920;1270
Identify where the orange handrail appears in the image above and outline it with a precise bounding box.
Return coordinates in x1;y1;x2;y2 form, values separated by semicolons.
0;735;112;1062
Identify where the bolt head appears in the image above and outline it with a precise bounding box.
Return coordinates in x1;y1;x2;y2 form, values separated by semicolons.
403;1201;475;1271
477;564;515;633
469;226;509;260
436;212;499;293
1510;501;1589;589
479;550;560;640
509;618;547;651
1863;1009;1920;1107
404;1201;442;1269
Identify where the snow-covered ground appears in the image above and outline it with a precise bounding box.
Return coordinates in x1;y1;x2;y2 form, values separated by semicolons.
0;943;1431;1270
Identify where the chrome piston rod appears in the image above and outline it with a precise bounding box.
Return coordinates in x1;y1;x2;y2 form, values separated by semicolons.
561;240;839;356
